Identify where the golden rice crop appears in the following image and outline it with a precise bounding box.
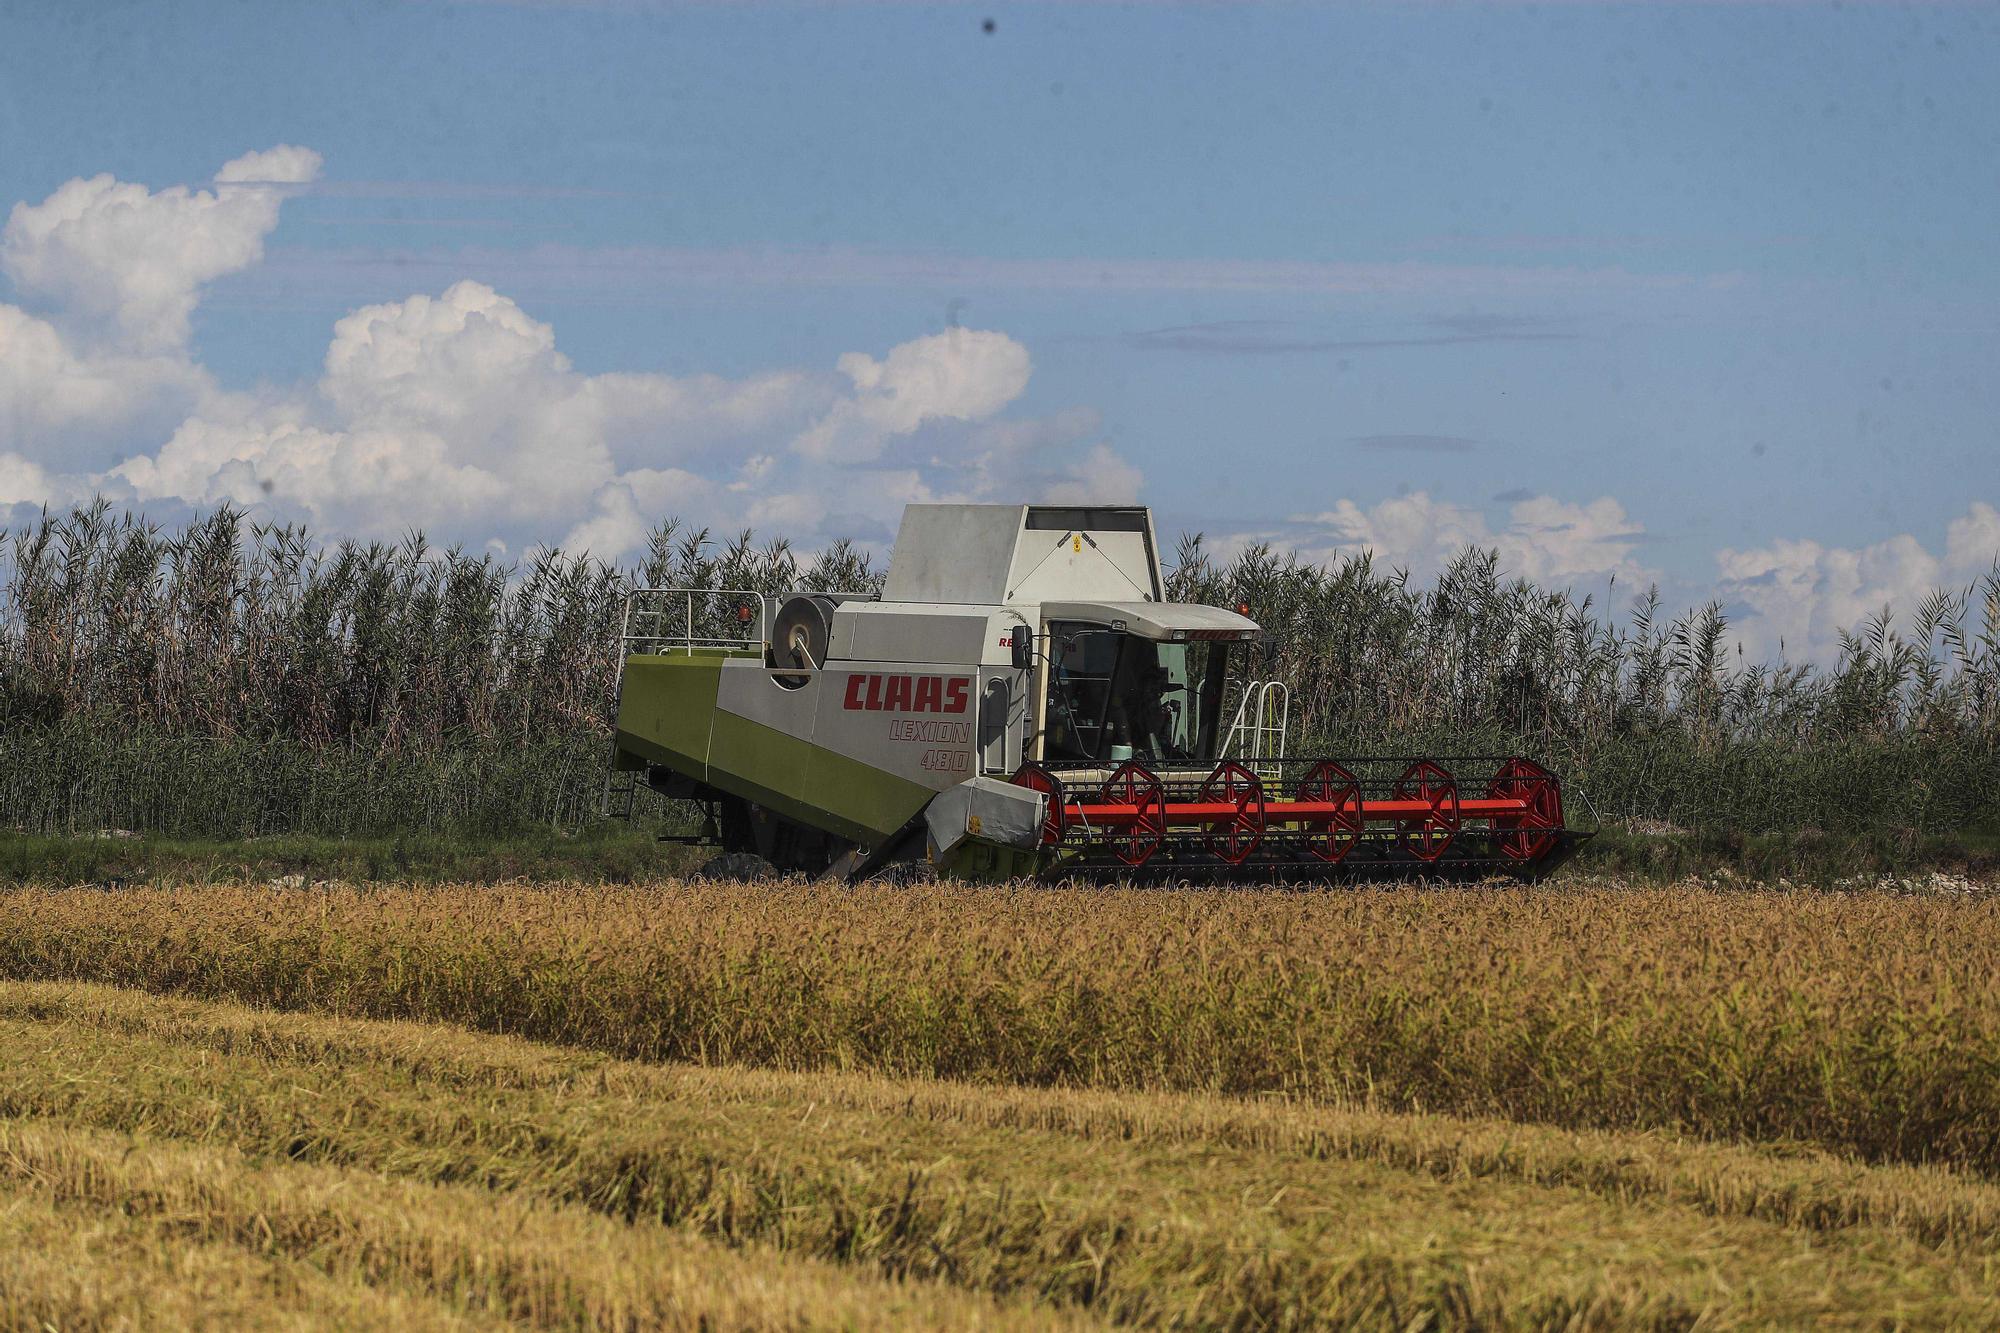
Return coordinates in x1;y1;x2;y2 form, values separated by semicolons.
4;879;1997;1174
0;1116;1064;1333
8;980;2000;1329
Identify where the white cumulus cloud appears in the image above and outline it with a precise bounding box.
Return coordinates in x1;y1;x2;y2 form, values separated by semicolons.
3;145;321;355
0;149;1136;560
101;273;1119;553
794;327;1033;463
107;278;746;536
1946;502;2000;574
1717;506;2000;661
211;146;323;186
0;302;205;450
1286;491;1653;589
0;451;62;507
0;147;324;461
1240;493;2000;663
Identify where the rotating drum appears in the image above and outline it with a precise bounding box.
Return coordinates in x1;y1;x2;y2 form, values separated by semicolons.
771;594;836;687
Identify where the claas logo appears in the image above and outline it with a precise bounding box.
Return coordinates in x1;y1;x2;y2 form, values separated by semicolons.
842;674;971;714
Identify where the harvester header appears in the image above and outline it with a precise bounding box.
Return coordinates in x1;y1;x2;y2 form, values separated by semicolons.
607;502;1590;881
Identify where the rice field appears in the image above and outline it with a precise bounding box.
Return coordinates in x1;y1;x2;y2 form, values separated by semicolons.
4;975;2000;1330
2;876;1998;1328
7;878;2000;1171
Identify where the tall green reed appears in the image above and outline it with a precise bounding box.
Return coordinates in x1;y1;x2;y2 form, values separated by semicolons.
3;500;1994;837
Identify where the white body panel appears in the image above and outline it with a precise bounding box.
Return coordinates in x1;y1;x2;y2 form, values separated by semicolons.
1005;528;1159;604
830;602;1009;666
714;653;1029;792
706;503;1258;799
880;507;1027;603
881;504;1164;606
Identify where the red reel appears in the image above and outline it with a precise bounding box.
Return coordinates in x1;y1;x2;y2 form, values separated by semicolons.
1295;760;1364;863
1098;760;1168;866
1198;760;1266;865
1392;760;1459;862
1008;761;1068;849
1487;758;1561;862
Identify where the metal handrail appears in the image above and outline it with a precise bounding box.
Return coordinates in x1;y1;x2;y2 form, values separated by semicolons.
620;587;772;656
610;586;881;716
607;589;771;799
1220;679;1290;779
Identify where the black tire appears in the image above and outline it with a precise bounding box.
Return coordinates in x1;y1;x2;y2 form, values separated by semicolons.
865;859;939;886
696;852;779;882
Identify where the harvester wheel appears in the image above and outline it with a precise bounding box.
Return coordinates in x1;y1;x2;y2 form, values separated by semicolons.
1488;758;1561;862
1099;761;1168;867
1198;761;1266;865
1008;761;1069;848
696;852;779;881
865;860;939;886
1392;760;1460;863
1296;760;1364;863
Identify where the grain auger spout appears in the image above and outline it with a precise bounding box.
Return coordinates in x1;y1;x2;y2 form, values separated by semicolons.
607;503;1594;882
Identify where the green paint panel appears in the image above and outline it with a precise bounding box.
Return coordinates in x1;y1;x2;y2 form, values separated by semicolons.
614;651;932;845
709;709;932;844
614;655;729;772
934;840;1048;883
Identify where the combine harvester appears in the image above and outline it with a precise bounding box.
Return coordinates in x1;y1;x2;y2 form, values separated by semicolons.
608;504;1592;882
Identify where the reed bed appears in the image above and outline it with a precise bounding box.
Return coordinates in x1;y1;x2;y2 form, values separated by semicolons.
0;501;872;836
4;881;1997;1176
4;500;1996;838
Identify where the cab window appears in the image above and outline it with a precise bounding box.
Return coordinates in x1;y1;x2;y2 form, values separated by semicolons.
1042;622;1232;764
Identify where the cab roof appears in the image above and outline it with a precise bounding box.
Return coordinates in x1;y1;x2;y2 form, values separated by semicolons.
1041;600;1261;642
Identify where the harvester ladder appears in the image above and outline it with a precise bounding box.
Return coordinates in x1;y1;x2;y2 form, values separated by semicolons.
1221;680;1290;781
602;758;638;821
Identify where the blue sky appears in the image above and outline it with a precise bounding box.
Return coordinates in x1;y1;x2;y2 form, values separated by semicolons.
2;0;1996;657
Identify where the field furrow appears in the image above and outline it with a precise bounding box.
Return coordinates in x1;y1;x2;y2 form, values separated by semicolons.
0;1115;1068;1332
3;980;1998;1329
0;1175;492;1332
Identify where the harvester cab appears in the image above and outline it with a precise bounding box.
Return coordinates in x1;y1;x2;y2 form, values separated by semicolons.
608;503;1590;881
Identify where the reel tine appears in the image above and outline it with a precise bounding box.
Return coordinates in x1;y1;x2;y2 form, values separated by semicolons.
1392;759;1460;863
1295;760;1362;864
1099;760;1167;867
1199;760;1266;865
1009;761;1068;848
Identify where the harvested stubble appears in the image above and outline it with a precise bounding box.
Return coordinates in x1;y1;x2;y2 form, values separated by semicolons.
6;980;2000;1329
3;880;1998;1175
0;1117;1059;1333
